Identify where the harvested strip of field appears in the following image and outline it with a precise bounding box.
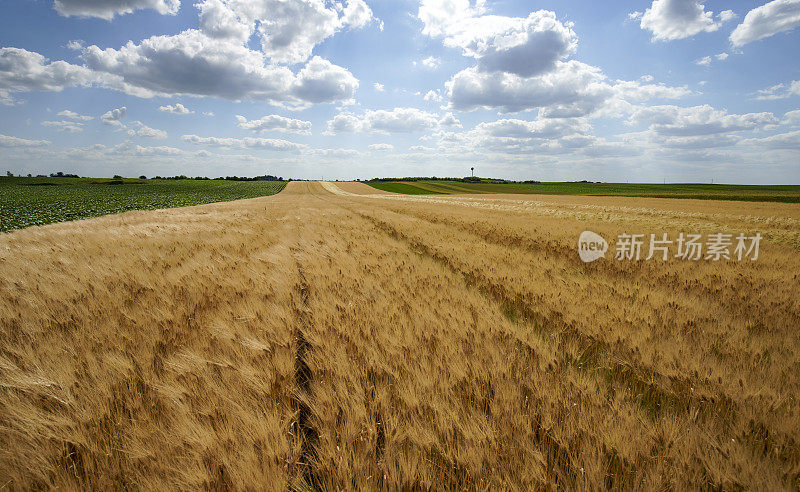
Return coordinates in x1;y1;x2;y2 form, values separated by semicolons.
1;181;798;489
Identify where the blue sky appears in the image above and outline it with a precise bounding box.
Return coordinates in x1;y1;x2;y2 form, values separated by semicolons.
0;0;799;182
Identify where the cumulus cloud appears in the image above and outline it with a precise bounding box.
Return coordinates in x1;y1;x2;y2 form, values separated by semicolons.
628;104;778;136
418;0;486;37
158;103;194;114
325;107;442;134
82;30;358;107
0;48;96;105
2;0;368;108
425;116;598;155
182;134;307;151
374;82;385;92
42;120;84;133
289;56;359;105
422;56;440;68
101;107;127;126
421;7;577;78
196;0;376;64
424;90;443;102
0;134;51;147
439;112;462;128
235;114;312;134
730;0;800;46
635;0;732;42
418;6;688;116
445;61;611;114
782;109;800;125
127;121;167;139
53;0;180;19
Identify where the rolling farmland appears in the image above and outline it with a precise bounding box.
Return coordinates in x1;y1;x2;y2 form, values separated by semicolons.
366;180;800;202
1;181;799;489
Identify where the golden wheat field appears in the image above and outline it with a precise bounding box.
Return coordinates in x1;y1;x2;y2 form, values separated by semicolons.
1;181;799;489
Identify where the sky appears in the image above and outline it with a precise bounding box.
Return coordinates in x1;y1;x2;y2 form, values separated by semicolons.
0;0;799;182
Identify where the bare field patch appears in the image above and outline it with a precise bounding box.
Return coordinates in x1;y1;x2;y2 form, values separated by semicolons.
1;181;799;489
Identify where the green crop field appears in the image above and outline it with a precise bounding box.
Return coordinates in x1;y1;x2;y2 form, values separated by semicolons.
0;176;286;233
366;180;800;202
366;181;446;194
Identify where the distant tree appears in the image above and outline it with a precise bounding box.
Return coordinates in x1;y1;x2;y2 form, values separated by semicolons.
6;171;12;177
139;175;147;180
113;175;123;179
27;173;32;177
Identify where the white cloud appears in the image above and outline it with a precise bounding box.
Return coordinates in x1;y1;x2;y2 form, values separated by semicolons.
0;134;50;147
66;40;84;51
374;82;385;92
418;0;486;37
158;103;194;114
182;134;307;151
718;10;737;23
0;48;96;105
127;121;167;139
695;56;712;67
53;0;179;19
424;116;598;156
753;80;800;100
695;53;728;67
109;141;185;156
439;112;462;128
57;109;93;121
740;130;800;149
636;0;731;42
101;107;127;127
324;112;363;134
418;5;687;117
368;143;394;151
422;56;441;68
422;9;578;78
82;31;358;107
290;56;359;105
730;0;800;46
325;107;442;134
445;61;662;116
235;114;312;134
306;148;362;158
424;90;442;102
42;120;84;133
446;62;605;114
628;104;778;136
782;109;800;125
196;0;375;64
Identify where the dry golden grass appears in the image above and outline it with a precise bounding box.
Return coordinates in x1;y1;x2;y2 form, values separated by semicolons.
1;181;798;489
